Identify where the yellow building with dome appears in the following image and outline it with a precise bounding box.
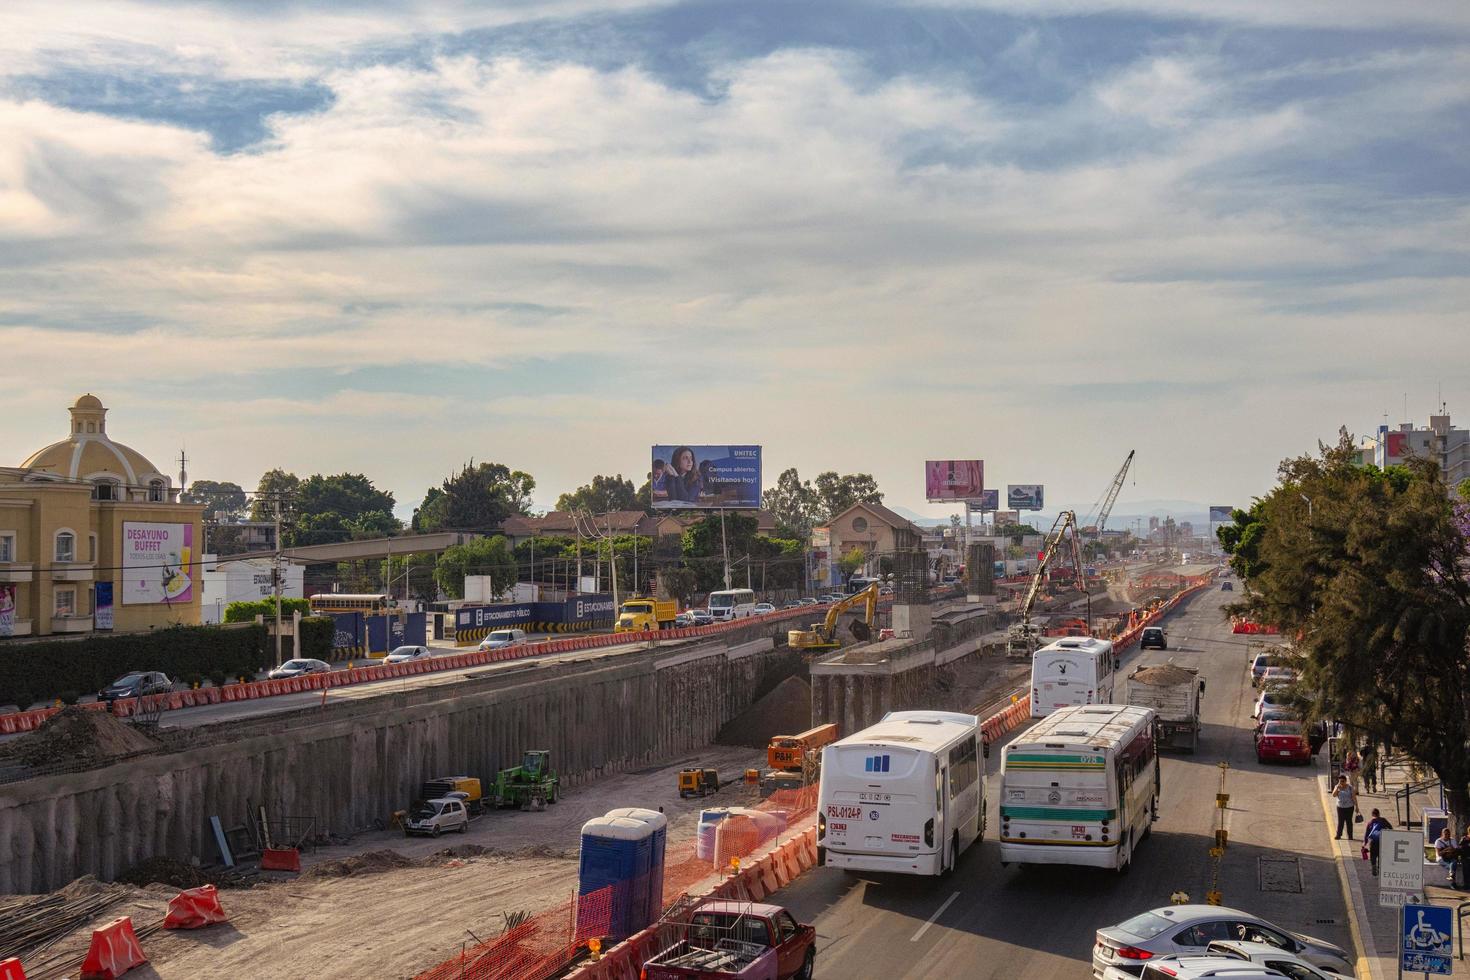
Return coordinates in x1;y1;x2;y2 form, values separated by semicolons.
0;394;204;638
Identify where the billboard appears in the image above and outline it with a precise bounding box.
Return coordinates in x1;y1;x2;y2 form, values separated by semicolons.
122;522;194;605
993;510;1020;527
651;445;761;510
0;584;14;637
977;488;1000;511
1007;484;1044;511
94;582;114;630
925;460;984;503
1208;506;1233;523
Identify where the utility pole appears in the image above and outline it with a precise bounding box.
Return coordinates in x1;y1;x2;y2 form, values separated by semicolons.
272;497;284;668
607;512;620;609
720;508;731;590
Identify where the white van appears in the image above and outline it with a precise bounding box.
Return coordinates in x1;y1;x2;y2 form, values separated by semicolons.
479;628;528;651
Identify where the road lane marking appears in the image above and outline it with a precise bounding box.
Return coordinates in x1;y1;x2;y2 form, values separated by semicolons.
910;891;960;942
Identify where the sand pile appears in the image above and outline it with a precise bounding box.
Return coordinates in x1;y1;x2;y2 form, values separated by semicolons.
715;677;811;748
3;706;159;768
1130;663;1198;686
304;850;418;879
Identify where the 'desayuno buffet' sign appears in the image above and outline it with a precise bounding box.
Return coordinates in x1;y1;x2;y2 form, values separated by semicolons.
122;522;194;605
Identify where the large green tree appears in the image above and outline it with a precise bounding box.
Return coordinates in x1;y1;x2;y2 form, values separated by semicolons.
1220;433;1470;828
681;514;804;592
249;469;300;522
557;474;639;514
435;535;518;600
761;468;883;535
415;461;534;533
183;480;248;522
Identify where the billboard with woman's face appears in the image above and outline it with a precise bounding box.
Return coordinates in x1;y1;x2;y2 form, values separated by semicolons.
651;445;762;509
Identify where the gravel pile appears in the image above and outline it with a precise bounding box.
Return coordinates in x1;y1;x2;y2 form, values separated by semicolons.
1;706;160;768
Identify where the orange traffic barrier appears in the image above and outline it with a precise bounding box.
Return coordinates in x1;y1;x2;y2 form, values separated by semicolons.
0;957;27;980
259;847;301;872
163;884;228;929
79;916;147;979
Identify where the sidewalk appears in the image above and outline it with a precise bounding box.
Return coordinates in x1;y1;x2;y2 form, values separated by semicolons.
1318;772;1469;980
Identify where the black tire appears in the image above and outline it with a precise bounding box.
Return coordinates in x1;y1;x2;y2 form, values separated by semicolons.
816;845;826;866
795;947;815;980
432;826;441;838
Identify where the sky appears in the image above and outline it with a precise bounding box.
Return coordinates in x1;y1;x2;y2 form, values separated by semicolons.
2;0;1467;523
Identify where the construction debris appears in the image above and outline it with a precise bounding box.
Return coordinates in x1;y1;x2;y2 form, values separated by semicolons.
116;857;216;890
1;705;160;769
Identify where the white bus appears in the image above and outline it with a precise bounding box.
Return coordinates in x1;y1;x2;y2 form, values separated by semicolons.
999;704;1158;871
818;710;985;876
1030;636;1116;718
707;588;756;621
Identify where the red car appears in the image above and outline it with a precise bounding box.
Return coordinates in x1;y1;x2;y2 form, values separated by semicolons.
1256;720;1312;765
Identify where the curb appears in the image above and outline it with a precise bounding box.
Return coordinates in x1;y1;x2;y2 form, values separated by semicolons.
1316;773;1379;980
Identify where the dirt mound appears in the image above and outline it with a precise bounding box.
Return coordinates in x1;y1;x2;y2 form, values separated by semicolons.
715;677;811;749
117;857;216;889
4;706;160;768
1131;663;1198;686
304;850;418;879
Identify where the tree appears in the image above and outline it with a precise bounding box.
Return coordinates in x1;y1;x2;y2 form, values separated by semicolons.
679;514;802;592
183;480;248;522
838;546;868;578
435;535;518;600
557;474;639;514
250;469;300;522
381;553;439;604
761;467;882;533
415;461;534;533
814;471;883;521
1220;431;1470;830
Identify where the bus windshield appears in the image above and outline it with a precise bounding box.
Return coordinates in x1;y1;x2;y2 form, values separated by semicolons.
709;594;734;609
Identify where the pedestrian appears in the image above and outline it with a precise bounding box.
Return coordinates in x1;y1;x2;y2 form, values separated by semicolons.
1329;776;1356;840
1361;741;1378;794
1435;826;1457;882
1342;747;1362;795
1364;808;1392;876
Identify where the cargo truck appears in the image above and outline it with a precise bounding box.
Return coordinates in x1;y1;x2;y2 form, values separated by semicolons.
614;597;679;633
641;901;816;980
1125;662;1205;753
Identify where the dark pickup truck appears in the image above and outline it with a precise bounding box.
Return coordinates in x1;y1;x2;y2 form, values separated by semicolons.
641;901;815;980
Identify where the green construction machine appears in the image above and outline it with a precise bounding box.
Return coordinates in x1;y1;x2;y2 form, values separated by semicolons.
492;750;560;810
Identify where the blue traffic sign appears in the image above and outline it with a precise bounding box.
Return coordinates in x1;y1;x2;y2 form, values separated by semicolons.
1402;904;1452;975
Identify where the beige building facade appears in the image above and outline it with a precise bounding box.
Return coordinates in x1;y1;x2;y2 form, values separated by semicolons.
0;395;204;639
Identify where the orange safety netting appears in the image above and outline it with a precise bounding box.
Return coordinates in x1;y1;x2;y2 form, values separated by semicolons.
414;784;819;980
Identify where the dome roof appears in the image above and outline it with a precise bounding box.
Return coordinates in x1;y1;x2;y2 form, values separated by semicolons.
20;395;168;487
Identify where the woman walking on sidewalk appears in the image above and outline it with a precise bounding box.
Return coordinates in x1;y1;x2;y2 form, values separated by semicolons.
1330;776;1357;840
1364;809;1392;876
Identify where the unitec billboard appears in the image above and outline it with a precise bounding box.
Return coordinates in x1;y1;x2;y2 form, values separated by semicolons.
651;445;761;510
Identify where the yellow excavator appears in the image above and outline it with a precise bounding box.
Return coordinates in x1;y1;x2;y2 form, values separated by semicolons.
788;584;879;651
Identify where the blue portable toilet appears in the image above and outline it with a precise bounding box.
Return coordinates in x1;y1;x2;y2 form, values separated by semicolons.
578;816;654;941
606;807;668;922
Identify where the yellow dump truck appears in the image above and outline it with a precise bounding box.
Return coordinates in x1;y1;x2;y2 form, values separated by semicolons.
614;597;679;633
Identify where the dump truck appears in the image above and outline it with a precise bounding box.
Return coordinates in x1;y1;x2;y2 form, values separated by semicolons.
1125;662;1206;753
492;750;560;809
615;597;679;633
642;901;816;980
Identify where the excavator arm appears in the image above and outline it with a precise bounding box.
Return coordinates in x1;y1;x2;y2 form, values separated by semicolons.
1010;510;1091;658
790;583;880;650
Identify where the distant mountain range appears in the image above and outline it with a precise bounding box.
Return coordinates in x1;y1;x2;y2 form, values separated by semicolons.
889;499;1225;529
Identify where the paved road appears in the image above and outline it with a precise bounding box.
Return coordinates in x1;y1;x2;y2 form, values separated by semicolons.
776;583;1356;979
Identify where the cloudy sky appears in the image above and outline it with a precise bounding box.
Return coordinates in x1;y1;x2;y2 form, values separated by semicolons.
2;0;1466;522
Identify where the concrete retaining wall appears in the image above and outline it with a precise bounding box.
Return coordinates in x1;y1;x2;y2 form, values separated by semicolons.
0;638;799;894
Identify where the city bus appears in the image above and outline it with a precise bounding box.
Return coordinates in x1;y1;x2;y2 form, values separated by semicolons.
308;593;391;615
817;710;985;876
1030;636;1116;718
706;588;756;621
999;704;1158;872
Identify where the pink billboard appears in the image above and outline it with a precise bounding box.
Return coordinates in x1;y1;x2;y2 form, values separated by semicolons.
925;460;985;502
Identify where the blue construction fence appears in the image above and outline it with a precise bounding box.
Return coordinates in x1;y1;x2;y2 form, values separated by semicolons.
328;611;427;657
455;594;616;645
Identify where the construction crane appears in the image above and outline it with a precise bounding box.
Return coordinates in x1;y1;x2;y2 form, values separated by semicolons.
789;584;879;652
1093;450;1135;535
1007;510;1088;659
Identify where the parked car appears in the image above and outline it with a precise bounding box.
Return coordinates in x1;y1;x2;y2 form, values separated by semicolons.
478;629;528;651
753;602;776;615
1249;652;1288;686
383;645;432;664
1259;666;1296;687
1256;720;1312;765
1140;626;1168;650
1093;905;1353;978
1252;707;1295;743
1252;689;1289;720
403;798;470;837
1221;581;1234;591
1205;940;1355;978
1105;959;1292;979
689;609;714;626
97;671;172;703
267;659;331;680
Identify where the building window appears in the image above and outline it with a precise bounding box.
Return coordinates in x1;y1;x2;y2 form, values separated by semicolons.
0;533;13;563
149;480;166;502
55;588;75;617
55;531;75;563
852;516;869;533
93;481;117;501
88;533;97;563
86;421;96;433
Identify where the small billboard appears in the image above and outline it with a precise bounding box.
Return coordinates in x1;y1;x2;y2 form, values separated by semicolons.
1007;484;1044;511
993;510;1021;527
651;445;761;510
1208;506;1233;523
925;460;984;502
977;488;1000;511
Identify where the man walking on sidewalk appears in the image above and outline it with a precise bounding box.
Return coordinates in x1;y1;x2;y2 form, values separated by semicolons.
1330;776;1357;840
1365;809;1392;876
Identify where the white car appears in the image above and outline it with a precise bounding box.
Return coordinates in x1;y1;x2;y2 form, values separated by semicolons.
753;603;776;615
403;798;469;838
1205;940;1355;978
1094;905;1353;978
1252;689;1289;720
383;645;432;664
479;628;527;650
1102;959;1288;979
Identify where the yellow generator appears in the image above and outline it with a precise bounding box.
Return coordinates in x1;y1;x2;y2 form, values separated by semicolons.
678;768;720;798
